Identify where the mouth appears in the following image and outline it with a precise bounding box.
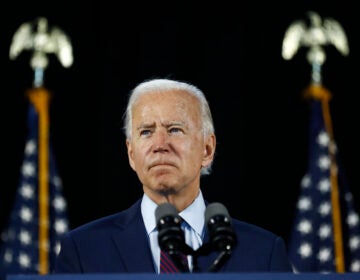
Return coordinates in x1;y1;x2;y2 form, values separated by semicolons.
148;161;176;170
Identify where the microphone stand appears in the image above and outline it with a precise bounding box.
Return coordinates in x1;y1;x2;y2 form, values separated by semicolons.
167;251;190;273
207;250;232;272
191;242;234;272
167;243;194;273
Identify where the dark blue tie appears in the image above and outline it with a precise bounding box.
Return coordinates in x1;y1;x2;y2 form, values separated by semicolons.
159;219;191;273
160;250;190;273
160;250;180;273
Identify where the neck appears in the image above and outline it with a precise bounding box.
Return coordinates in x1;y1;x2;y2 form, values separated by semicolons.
145;188;200;212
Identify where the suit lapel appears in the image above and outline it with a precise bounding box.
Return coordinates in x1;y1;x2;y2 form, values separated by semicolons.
112;200;156;273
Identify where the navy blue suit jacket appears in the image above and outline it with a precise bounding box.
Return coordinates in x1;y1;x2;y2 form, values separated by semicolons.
53;199;293;273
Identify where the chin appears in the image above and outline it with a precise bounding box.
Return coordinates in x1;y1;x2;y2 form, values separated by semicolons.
157;186;177;196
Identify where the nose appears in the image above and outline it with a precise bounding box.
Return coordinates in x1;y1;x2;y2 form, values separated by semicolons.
153;129;169;152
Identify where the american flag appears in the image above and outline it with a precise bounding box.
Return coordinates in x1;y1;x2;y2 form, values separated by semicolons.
288;97;360;272
0;99;69;279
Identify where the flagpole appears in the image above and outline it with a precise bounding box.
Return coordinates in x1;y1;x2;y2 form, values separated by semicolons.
8;17;73;275
27;87;51;274
303;84;345;272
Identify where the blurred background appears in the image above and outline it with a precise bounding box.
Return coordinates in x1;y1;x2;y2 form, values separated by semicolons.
0;0;359;247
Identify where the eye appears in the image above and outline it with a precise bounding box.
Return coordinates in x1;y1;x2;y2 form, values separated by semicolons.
139;129;152;137
169;127;183;134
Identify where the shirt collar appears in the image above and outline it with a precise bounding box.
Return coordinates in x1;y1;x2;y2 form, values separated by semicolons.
178;191;205;237
141;190;206;237
141;194;158;235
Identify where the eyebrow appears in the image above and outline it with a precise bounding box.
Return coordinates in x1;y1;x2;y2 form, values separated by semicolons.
136;121;185;130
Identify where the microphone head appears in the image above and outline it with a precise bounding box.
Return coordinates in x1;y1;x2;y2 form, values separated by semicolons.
155;203;185;252
155;202;179;224
205;202;237;252
205;202;231;225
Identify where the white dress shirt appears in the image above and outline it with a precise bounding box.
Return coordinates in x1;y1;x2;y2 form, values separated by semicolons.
141;191;206;273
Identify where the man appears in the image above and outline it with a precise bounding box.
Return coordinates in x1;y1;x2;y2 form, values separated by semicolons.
53;78;293;273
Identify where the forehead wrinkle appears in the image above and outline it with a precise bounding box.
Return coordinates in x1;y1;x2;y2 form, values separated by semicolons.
132;89;202;130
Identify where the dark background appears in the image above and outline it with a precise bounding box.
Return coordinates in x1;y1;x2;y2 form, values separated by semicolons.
1;1;359;247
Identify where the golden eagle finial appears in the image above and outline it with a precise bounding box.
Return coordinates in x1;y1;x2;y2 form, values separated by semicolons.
9;17;73;87
282;11;349;84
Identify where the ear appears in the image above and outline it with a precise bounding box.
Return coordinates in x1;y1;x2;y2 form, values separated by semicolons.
126;139;136;171
202;134;216;168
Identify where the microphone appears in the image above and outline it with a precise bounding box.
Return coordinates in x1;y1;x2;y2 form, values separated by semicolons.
204;202;237;272
155;202;191;272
